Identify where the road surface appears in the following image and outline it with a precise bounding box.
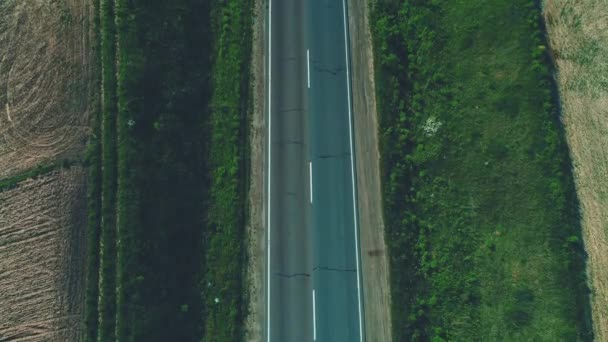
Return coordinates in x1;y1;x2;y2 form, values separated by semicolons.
266;0;364;340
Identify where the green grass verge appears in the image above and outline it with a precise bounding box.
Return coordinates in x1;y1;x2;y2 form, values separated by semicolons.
201;0;253;339
82;0;102;341
87;0;252;340
96;0;119;340
371;0;592;340
112;0;251;340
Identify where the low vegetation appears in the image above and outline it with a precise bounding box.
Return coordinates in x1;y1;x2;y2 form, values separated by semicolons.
544;0;608;339
201;0;252;339
371;0;592;340
0;163;60;192
84;0;252;340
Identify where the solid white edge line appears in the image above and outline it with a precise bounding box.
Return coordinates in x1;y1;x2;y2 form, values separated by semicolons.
307;49;311;88
313;289;317;341
341;0;364;341
309;161;313;203
267;0;272;341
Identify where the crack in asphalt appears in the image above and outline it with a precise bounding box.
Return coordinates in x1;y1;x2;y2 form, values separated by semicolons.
314;65;344;76
317;152;349;159
275;272;311;278
274;139;304;145
313;266;357;273
279;107;304;114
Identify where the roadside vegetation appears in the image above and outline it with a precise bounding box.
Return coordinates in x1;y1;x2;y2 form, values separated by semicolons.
83;0;252;340
201;0;253;339
371;0;592;340
544;0;608;339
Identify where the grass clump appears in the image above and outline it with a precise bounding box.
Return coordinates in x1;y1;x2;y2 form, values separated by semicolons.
0;163;58;192
371;0;592;340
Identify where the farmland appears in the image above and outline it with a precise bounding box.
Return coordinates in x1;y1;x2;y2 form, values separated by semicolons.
0;169;86;341
371;0;592;340
85;0;253;340
0;0;95;339
544;0;608;339
0;0;92;179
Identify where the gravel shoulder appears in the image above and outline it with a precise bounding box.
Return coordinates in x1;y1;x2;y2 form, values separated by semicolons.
244;0;266;340
347;0;393;340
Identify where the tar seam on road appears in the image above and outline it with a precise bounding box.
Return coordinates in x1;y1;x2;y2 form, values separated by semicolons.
309;161;313;203
307;49;311;88
341;0;365;340
313;289;317;341
266;0;272;340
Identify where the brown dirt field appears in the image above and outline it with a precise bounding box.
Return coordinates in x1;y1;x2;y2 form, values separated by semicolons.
0;168;87;342
0;0;93;178
544;0;608;340
244;0;266;340
347;0;393;340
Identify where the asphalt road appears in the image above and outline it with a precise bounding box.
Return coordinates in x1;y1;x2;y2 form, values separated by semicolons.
267;0;363;340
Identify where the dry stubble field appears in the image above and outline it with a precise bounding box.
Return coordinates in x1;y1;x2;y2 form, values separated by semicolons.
544;0;608;339
0;0;94;340
0;0;92;178
0;169;86;341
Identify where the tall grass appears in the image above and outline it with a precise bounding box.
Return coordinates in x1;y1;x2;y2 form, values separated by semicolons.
371;0;592;340
96;0;119;340
201;0;252;339
82;0;102;341
544;0;608;339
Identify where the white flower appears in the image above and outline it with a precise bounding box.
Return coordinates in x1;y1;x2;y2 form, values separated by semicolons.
423;116;442;137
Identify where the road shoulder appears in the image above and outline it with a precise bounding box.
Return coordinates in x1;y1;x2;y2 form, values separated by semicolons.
347;0;393;340
244;0;266;340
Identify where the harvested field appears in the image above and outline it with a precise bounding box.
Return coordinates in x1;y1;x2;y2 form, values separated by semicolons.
0;0;94;340
0;0;93;178
0;168;87;342
544;1;608;339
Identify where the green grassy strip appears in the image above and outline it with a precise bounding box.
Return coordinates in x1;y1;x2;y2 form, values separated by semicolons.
113;1;228;340
96;0;118;340
201;0;253;339
0;163;60;192
82;0;102;340
114;1;137;339
371;0;591;340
